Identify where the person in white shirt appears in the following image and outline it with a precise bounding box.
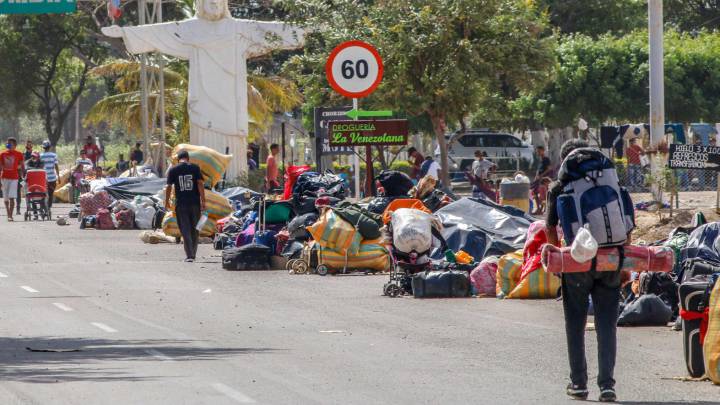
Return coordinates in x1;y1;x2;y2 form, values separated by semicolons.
471;150;496;199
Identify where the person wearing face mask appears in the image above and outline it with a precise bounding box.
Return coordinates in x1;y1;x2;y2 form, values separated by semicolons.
0;138;24;221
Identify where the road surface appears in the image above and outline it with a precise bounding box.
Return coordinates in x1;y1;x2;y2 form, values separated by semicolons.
0;204;717;404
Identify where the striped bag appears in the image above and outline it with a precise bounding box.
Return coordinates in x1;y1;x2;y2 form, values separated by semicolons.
172;144;232;187
704;278;720;384
318;240;390;272
496;251;524;299
307;209;362;256
162;211;216;238
506;267;561;299
167;188;231;224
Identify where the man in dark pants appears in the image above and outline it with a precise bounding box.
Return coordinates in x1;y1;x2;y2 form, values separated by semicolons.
546;139;629;403
165;150;206;262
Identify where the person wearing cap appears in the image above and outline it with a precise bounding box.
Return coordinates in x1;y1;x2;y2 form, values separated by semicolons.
165;150;206;262
26;152;43;169
39;140;59;210
80;135;102;166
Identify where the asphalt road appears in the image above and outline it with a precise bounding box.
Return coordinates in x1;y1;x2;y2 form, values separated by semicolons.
0;203;717;405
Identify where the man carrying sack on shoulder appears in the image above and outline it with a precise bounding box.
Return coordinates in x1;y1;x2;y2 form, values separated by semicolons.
546;139;635;403
166;150;206;263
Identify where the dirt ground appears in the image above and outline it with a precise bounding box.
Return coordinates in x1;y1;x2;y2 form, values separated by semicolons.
629;191;720;242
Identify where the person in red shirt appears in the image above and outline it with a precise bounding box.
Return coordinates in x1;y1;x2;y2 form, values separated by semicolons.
625;137;645;190
0;137;25;221
265;143;280;192
407;147;425;181
80;135;102;166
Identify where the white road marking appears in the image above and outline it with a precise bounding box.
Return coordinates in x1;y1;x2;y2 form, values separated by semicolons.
52;303;73;312
212;383;256;404
203;288;212;293
0;271;8;278
91;322;118;333
319;330;346;334
144;349;172;361
20;286;38;293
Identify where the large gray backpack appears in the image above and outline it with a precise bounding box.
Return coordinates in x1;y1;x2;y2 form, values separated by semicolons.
556;148;635;247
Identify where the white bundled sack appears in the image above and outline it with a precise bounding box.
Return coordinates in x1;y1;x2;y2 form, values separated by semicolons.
570;225;598;263
391;208;436;255
132;196;156;229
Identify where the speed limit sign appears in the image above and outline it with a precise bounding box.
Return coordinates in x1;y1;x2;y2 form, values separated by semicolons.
325;40;384;99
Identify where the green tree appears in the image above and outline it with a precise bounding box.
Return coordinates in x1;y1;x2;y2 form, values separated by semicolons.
0;14;107;146
538;0;646;37
283;0;555;185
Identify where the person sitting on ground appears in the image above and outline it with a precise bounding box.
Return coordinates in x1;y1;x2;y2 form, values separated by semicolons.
93;166;105;180
116;154;130;173
166;150;206;263
0;137;24;221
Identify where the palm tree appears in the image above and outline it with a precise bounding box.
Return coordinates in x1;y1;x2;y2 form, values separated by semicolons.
85;60;302;144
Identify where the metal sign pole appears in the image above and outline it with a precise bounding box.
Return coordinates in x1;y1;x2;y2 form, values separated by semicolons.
353;98;361;199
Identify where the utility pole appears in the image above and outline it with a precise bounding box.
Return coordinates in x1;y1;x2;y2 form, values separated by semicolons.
648;0;664;202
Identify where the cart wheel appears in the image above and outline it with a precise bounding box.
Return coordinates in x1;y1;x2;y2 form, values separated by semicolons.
286;259;298;271
24;212;29;221
384;283;401;297
316;265;329;276
293;261;309;275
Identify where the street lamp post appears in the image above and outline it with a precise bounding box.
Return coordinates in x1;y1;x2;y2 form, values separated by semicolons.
648;0;664;202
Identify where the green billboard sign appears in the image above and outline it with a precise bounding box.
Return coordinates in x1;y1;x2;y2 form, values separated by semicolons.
0;0;76;15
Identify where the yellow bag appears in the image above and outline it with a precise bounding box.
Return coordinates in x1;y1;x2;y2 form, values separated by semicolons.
53;183;72;203
506;267;561;299
172;144;232;187
318;240;390;272
162;211;215;238
704;280;720;384
496;251;523;298
307;209;361;256
57;169;71;188
166;188;232;223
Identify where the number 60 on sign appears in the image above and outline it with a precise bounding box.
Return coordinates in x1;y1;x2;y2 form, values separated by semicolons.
325;40;383;99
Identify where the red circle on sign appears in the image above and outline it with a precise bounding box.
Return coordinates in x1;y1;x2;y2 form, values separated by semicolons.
325;40;384;99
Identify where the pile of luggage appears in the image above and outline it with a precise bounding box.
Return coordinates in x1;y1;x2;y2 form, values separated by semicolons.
74;189;166;231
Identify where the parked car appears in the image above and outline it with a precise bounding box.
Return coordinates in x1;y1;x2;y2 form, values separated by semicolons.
434;129;534;174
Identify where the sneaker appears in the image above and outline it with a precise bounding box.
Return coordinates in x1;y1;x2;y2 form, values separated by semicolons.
599;387;617;403
184;258;194;263
566;383;588;400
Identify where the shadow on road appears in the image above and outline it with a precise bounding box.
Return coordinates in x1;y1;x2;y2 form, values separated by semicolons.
0;336;278;383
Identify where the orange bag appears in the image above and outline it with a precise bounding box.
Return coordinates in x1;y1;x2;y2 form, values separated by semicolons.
382;198;431;224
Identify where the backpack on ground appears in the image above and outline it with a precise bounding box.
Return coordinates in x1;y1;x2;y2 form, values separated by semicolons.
411;270;471;298
556;148;634;247
222;244;271;270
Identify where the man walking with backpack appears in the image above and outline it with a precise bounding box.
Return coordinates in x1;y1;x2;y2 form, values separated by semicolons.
546;139;635;403
165;150;206;262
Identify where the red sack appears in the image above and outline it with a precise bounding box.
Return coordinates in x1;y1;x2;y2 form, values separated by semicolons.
96;208;115;230
283;165;311;199
520;220;548;280
79;191;112;217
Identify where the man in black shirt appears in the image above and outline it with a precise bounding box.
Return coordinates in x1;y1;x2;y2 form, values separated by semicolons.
130;142;144;166
546;139;628;403
165;150;206;262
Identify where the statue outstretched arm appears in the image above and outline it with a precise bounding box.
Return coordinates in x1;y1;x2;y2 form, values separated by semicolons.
243;20;306;58
102;22;190;60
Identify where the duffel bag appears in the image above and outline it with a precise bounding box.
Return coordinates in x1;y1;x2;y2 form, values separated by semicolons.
222;243;271;271
411;270;471;298
617;294;672;326
679;275;714;378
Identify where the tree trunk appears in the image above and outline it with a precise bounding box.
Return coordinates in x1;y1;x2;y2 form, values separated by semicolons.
375;145;388;170
430;111;450;187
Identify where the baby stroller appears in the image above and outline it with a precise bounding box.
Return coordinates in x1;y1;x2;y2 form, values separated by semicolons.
383;206;446;297
24;169;50;221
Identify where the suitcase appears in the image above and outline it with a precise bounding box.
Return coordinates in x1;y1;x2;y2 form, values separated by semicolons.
96;208;115;230
679;275;714;377
411;270;471;298
222;244;271;270
681;259;720;283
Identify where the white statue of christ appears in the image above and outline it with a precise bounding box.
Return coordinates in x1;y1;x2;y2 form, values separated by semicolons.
102;0;305;178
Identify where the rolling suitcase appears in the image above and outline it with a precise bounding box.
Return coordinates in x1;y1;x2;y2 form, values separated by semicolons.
679;275;713;377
